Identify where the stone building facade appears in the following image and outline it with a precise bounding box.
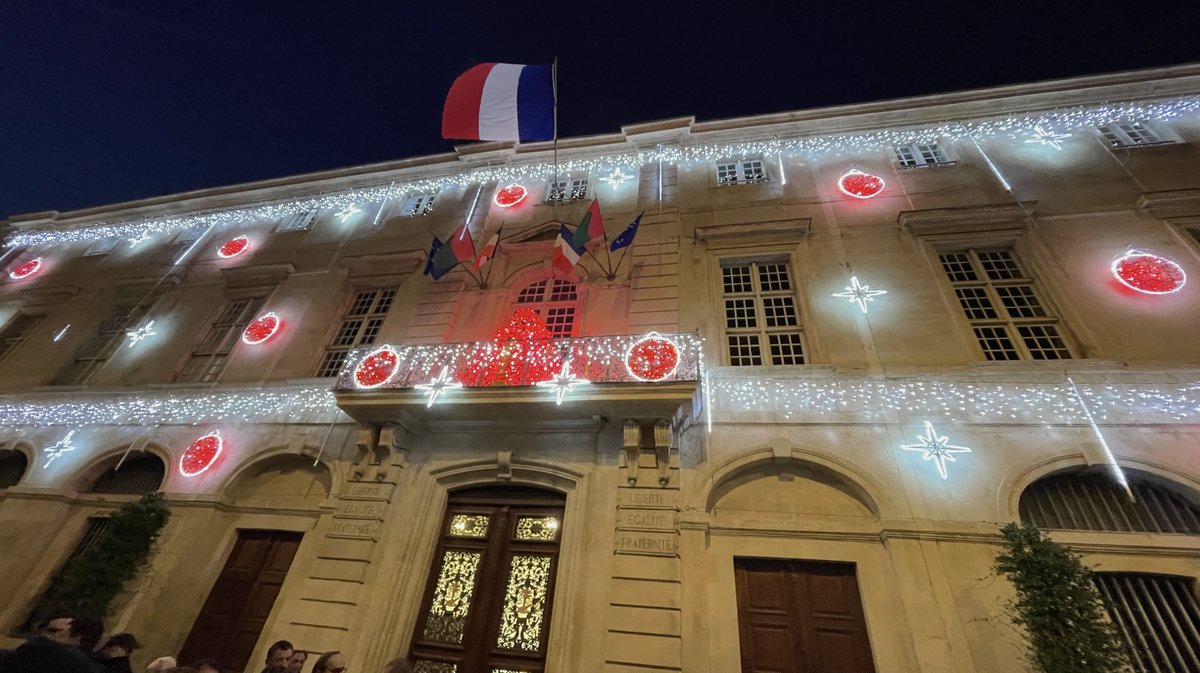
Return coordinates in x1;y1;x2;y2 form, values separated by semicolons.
3;64;1200;673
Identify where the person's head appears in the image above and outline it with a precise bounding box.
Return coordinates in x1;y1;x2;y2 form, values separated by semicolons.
312;651;346;673
145;656;177;672
73;616;105;652
286;650;307;673
102;633;141;658
37;612;78;646
265;640;294;670
382;658;412;673
190;658;221;673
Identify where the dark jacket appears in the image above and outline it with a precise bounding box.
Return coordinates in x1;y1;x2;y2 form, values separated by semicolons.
91;653;133;673
0;637;99;673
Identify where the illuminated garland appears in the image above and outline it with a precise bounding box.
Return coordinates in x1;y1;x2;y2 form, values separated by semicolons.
8;96;1200;248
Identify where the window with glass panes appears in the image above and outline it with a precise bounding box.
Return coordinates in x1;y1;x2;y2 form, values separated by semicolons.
0;314;42;364
716;159;767;185
545;176;589;202
83;235;121;257
316;288;398;377
894;143;949;167
401;192;437;217
178;296;267;383
276;210;316;233
166;227;206;265
53;298;155;385
514;279;577;337
1098;121;1169;147
410;486;564;673
720;260;804;366
938;248;1071;361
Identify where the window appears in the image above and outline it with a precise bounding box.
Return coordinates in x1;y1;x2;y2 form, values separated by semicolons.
1020;470;1200;534
720;260;805;366
83;236;121;257
0;449;28;489
716;158;767;185
316;288;398;378
401;192;437;217
1098;121;1170;148
514;279;577;337
178;296;267;383
87;453;165;494
53;298;154;385
938;248;1071;361
894;142;950;167
1094;573;1200;673
276;210;316;233
545;176;589;202
20;516;112;632
0;314;42;364
410;486;564;673
166;227;207;265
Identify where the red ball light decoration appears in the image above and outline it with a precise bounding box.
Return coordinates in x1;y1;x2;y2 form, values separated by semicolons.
837;169;886;199
354;346;401;389
625;333;681;382
8;257;43;280
493;184;528;208
218;235;250;258
242;312;281;344
179;430;223;477
1111;251;1187;295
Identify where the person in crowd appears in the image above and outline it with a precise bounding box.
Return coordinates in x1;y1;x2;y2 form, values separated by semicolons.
286;650;307;673
144;656;176;672
0;611;101;673
262;641;294;673
311;651;347;673
189;659;220;673
73;618;105;655
381;658;412;673
92;633;140;673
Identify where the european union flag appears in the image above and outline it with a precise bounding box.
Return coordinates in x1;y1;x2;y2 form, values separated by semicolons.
610;211;643;252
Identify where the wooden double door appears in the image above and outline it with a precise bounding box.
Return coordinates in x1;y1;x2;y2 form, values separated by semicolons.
178;530;303;673
734;558;877;673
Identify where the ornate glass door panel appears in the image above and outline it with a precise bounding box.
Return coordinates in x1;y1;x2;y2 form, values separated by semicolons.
411;487;565;673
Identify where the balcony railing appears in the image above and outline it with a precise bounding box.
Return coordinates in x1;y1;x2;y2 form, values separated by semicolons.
334;332;703;392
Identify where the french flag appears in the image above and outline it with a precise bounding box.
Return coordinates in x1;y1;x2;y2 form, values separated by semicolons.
442;63;555;143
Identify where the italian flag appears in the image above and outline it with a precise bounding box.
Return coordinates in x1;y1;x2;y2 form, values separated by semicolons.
570;199;605;250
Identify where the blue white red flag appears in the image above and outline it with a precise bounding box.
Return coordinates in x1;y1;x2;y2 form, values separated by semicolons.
442;63;554;142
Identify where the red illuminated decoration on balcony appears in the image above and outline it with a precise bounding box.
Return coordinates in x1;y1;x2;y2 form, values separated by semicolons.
179;430;223;477
837;169;885;199
242;312;281;345
458;308;560;387
8;257;43;280
625;333;680;382
354;346;401;389
1111;251;1187;295
217;235;250;259
493;184;528;208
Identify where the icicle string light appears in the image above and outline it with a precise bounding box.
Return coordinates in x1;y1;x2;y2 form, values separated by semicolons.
8;96;1200;248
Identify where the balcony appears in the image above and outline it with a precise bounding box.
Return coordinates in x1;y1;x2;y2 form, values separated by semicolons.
333;332;703;429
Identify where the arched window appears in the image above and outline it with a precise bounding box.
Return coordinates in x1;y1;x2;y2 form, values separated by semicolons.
1019;469;1200;534
411;485;565;672
1094;572;1200;673
0;449;29;489
515;279;577;337
86;453;165;494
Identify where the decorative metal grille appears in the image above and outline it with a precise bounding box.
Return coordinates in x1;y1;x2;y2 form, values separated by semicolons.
1020;471;1200;534
1094;573;1200;673
88;454;165;494
448;514;490;538
423;550;482;644
495;554;552;652
514;517;559;541
413;662;457;673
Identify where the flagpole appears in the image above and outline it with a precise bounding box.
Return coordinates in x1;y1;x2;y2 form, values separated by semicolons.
599;216;615;279
552;57;559;225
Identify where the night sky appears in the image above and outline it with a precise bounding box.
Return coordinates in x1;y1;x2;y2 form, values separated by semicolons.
2;1;1198;217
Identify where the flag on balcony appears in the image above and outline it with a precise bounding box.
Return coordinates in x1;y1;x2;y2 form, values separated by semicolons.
473;224;504;270
570;199;605;249
610;211;644;251
552;224;586;278
426;224;475;280
442;63;555;142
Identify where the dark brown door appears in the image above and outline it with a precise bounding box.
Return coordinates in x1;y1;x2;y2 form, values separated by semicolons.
734;558;876;673
179;530;303;673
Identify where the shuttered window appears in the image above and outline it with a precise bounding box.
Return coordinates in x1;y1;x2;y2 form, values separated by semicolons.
1095;573;1200;673
87;454;165;494
1019;471;1200;534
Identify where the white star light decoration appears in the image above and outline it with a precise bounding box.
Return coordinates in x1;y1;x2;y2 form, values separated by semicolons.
43;430;77;468
537;361;590;406
125;321;157;347
335;203;362;222
127;231;151;247
414;366;462;407
900;421;972;480
832;276;888;313
599;168;633;188
1024;125;1071;150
